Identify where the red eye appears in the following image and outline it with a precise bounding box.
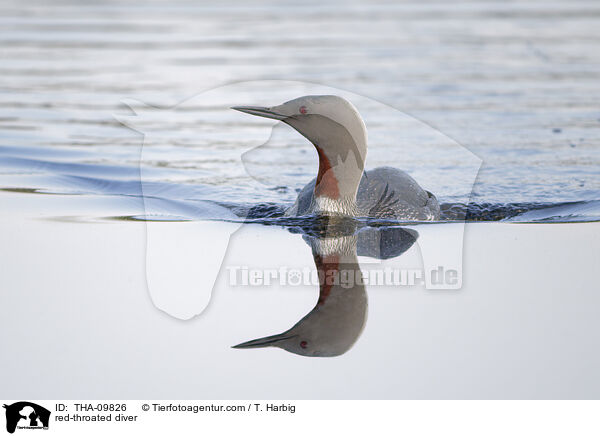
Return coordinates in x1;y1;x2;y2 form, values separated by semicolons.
300;341;308;349
299;106;307;114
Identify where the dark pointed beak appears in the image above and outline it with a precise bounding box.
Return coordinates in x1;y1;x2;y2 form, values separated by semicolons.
232;332;297;349
231;106;287;121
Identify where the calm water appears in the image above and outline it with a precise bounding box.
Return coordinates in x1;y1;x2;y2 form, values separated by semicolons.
1;0;599;222
2;1;600;394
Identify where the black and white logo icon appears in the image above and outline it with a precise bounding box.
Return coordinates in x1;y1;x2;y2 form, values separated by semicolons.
3;402;50;433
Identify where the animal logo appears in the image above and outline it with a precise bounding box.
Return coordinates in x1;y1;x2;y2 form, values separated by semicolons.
3;402;50;433
116;81;480;321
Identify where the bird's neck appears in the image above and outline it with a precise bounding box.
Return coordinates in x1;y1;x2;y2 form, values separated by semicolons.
312;147;362;216
312;195;359;216
314;146;340;199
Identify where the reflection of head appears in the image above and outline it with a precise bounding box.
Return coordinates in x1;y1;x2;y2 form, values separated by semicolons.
233;223;420;357
234;233;367;357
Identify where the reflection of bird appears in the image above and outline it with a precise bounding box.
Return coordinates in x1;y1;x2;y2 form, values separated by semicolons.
356;226;418;259
233;95;440;220
233;234;367;357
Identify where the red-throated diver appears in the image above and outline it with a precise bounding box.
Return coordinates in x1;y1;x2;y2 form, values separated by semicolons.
233;95;440;220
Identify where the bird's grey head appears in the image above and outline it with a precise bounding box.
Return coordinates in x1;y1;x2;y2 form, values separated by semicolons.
233;95;368;204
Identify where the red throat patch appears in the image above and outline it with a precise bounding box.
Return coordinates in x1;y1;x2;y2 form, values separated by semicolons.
314;254;340;306
314;147;340;199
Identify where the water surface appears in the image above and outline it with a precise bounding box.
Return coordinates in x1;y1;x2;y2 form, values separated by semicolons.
1;0;599;223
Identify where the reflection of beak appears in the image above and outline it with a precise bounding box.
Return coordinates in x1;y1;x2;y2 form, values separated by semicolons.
232;332;296;349
231;106;287;121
